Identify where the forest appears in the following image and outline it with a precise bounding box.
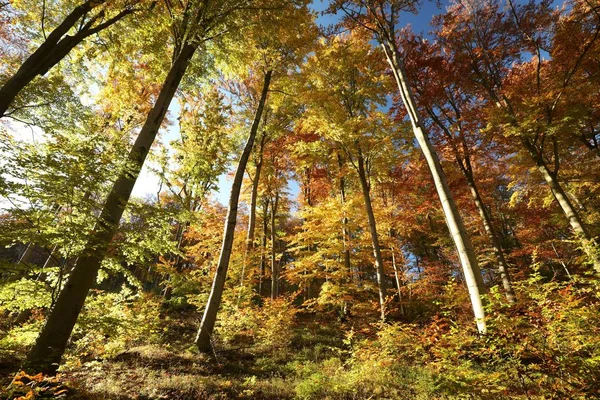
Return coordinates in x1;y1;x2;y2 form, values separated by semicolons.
1;0;599;398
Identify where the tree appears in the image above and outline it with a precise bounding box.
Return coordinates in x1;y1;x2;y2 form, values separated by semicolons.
328;0;487;333
24;0;257;373
300;32;392;320
194;69;273;350
397;31;516;303
0;0;143;118
194;0;317;351
436;0;600;273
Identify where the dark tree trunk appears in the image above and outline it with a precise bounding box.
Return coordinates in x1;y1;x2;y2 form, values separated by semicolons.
195;70;272;352
0;0;133;117
356;149;386;321
24;43;196;374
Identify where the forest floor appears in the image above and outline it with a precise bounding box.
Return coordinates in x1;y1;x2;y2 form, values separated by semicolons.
1;311;355;400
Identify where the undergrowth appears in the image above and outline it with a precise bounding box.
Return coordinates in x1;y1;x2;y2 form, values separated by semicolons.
2;272;599;399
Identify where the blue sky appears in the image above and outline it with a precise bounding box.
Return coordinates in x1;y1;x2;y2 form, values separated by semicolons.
310;0;450;35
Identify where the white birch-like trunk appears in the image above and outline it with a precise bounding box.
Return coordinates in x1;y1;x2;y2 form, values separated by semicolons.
381;40;487;333
528;147;600;273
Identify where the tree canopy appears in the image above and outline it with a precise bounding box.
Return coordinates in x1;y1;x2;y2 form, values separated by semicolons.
1;0;600;398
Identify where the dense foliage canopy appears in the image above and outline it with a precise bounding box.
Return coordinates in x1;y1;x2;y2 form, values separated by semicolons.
1;0;600;398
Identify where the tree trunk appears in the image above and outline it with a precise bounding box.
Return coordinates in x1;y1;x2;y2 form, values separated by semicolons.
356;150;387;321
238;135;266;300
195;70;272;352
0;0;133;117
24;43;197;373
381;40;487;333
522;138;600;273
246;134;266;248
18;243;36;266
270;192;279;300
258;200;269;297
390;245;405;317
464;172;516;303
337;154;352;277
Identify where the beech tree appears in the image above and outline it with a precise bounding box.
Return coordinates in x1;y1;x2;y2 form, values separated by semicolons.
397;31;516;303
24;0;264;373
3;1;600;397
300;32;392;320
194;0;318;351
328;0;487;333
436;0;600;273
0;0;146;118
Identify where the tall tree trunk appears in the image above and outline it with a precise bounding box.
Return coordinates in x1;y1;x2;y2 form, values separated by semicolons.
426;108;515;304
270;192;279;300
464;171;516;303
195;70;272;352
258;200;269;297
24;43;197;373
246;134;266;248
522;138;600;272
356;150;387;321
390;245;405;317
337;154;352;276
381;40;487;333
0;0;133;117
238;134;266;300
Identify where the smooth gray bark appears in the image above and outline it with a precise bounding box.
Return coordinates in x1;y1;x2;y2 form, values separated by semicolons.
390;245;405;316
522;138;600;273
195;70;272;352
381;39;487;333
337;154;352;276
465;176;516;303
246;134;267;248
258;199;269;297
270;192;279;299
238;134;267;299
426;108;516;303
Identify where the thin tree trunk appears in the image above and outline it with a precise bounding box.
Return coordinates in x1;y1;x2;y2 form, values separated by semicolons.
24;43;197;373
356;150;387;321
464;172;516;303
258;200;269;297
195;70;272;352
18;243;35;266
0;0;134;117
390;245;405;317
246;134;266;248
14;245;59;325
426;107;515;304
270;192;279;300
238;134;266;300
522;138;600;273
381;40;487;333
337;154;352;276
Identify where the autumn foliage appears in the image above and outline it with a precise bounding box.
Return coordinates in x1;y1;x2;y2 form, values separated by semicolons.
1;0;600;398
